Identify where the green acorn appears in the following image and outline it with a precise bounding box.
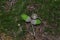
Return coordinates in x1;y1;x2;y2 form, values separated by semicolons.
21;14;31;22
31;14;41;25
31;19;41;25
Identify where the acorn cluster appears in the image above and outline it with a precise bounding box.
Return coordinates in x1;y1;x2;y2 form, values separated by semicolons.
21;13;41;25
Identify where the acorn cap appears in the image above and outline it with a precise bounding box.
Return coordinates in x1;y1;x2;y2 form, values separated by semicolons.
31;20;36;25
31;13;38;19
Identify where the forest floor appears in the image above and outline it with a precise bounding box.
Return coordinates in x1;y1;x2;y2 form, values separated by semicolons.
0;0;60;40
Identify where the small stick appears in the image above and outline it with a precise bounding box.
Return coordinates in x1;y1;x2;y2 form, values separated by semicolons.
31;25;35;36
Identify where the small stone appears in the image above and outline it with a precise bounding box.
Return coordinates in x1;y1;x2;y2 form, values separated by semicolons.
18;24;20;26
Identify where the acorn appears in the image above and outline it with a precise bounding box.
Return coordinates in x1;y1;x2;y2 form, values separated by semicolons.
31;19;41;25
31;14;41;25
21;14;31;22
